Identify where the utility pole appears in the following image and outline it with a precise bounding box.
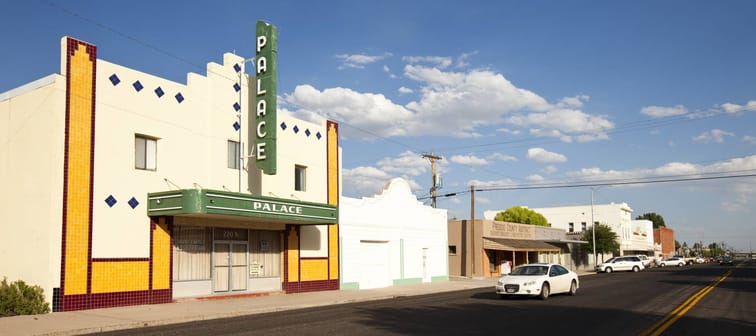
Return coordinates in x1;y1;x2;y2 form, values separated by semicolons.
422;153;443;208
470;184;475;277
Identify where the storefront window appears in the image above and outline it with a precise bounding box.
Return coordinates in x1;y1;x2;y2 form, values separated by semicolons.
173;226;211;281
248;230;281;278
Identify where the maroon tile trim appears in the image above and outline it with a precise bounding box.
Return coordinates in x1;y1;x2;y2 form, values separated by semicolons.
59;37;98;312
91;258;150;262
283;279;338;294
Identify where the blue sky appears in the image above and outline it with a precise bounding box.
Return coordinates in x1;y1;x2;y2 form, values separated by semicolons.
2;1;755;251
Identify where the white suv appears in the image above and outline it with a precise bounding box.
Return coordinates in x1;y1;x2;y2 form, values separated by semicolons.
595;256;645;273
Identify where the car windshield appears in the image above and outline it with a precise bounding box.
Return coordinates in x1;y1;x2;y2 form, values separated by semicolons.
510;266;549;276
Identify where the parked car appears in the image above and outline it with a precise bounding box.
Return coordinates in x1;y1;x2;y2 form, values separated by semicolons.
595;256;645;273
694;257;705;264
659;257;686;267
633;255;652;268
720;256;734;266
495;263;579;300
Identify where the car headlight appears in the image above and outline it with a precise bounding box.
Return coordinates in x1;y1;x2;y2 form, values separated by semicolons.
523;281;536;287
497;280;503;286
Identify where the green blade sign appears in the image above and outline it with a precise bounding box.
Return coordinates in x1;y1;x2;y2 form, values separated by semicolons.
255;21;277;175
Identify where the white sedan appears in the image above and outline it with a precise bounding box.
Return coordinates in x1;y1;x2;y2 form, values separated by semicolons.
495;263;579;300
659;257;686;267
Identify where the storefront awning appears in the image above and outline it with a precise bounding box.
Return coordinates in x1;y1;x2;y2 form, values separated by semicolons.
483;238;561;252
147;189;337;225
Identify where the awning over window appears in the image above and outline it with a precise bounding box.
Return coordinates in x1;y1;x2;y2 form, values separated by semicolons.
483;238;561;252
147;189;337;225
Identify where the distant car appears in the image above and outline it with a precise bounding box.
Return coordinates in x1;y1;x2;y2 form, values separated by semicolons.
720;257;734;266
694;257;705;264
659;257;686;267
595;256;645;273
496;263;579;300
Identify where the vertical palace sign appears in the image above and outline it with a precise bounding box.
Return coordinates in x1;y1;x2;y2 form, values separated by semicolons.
255;21;277;175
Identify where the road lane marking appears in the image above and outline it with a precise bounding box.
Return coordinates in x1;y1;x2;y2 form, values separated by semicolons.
639;269;733;336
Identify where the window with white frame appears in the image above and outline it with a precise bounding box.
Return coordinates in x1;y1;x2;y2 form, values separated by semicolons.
581;222;587;231
135;134;157;170
227;140;240;169
295;165;307;191
568;222;574;232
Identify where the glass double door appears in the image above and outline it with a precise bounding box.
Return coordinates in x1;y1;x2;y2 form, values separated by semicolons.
213;242;248;292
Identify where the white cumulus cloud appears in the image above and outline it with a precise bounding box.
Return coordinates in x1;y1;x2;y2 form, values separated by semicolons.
743;135;756;145
640;105;688;118
450;155;488;166
527;148;567;163
720;100;756;114
488;153;518;162
398;86;413;94
284;62;613;141
336;52;391;69
377;150;433;176
693;129;735;144
402;56;453;68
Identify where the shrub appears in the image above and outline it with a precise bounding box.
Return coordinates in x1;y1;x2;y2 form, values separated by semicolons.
0;277;50;317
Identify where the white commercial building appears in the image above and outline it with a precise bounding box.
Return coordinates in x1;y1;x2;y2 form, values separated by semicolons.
485;203;654;263
340;178;449;289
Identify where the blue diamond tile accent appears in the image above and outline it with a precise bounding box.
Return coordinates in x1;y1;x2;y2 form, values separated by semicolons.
233;83;241;92
155;87;164;98
233;102;241;112
293;125;299;134
316;132;322;140
109;74;120;86
133;81;143;92
175;93;184;103
105;195;117;208
233;64;241;73
280;122;287;131
305;129;311;137
128;197;139;209
233;122;240;131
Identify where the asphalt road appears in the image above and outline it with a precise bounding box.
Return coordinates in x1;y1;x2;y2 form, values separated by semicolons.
94;260;755;336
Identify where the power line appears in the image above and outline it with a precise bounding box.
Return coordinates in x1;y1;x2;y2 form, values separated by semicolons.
421;171;756;200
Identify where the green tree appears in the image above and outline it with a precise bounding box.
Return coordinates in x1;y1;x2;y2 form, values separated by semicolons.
494;206;550;227
582;223;620;259
635;212;666;228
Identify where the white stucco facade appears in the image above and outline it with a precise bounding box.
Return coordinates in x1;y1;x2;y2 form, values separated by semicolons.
0;36;341;311
340;178;448;289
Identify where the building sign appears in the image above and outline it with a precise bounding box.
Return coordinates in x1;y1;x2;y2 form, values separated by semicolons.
214;228;248;241
250;262;263;276
484;221;535;239
255;21;277;175
148;189;337;224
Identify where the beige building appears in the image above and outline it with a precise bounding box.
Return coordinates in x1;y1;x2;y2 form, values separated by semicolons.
448;220;585;278
0;35;340;311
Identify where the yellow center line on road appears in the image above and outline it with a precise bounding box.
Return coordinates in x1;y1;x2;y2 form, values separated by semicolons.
639;269;734;336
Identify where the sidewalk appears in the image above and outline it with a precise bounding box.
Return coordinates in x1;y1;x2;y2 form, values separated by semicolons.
0;277;499;336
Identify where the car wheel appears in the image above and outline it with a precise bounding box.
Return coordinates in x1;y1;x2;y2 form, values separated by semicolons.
632;266;640;272
660;263;665;267
678;263;683;267
568;280;577;296
605;267;613;273
539;283;550;300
